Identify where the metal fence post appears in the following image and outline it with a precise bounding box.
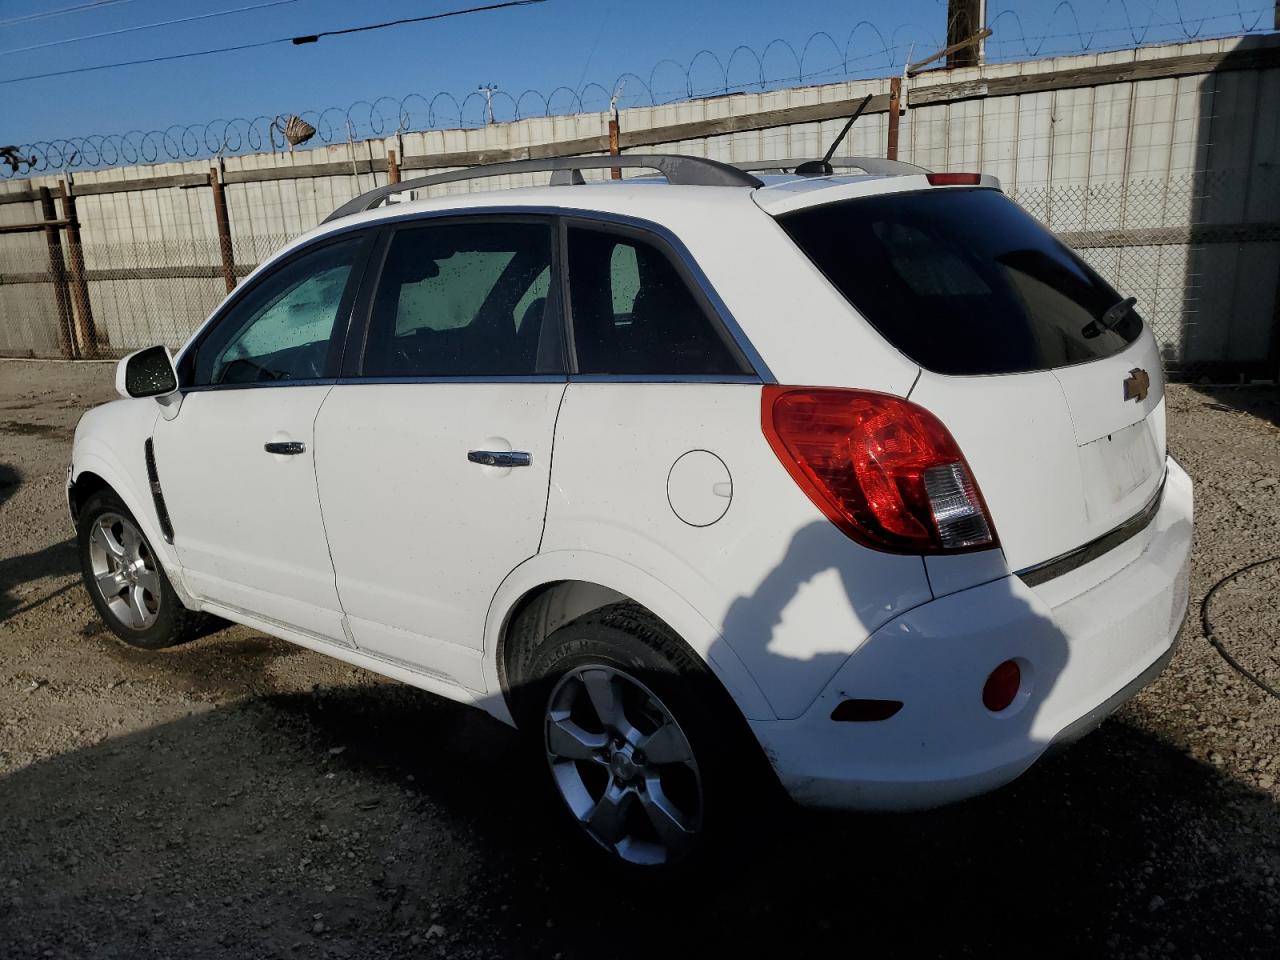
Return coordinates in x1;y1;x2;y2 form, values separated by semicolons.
209;167;236;293
38;186;77;359
887;77;902;161
58;180;100;357
609;114;622;180
387;149;401;184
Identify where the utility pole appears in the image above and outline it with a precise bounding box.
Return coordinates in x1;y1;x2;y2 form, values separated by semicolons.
946;0;985;68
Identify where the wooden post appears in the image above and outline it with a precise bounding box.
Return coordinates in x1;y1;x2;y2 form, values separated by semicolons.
387;149;401;185
887;78;902;161
609;115;622;180
38;186;77;359
209;167;236;294
58;180;100;357
945;0;983;68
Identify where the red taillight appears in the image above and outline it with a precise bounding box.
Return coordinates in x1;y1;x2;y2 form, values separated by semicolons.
761;386;997;554
926;172;982;186
983;660;1021;712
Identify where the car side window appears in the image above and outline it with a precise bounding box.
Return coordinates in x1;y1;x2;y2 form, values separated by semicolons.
566;226;746;376
362;221;556;378
190;235;365;387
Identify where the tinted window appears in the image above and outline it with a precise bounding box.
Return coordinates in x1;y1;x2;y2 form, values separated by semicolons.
363;221;555;377
779;189;1143;376
567;227;747;376
190;235;364;386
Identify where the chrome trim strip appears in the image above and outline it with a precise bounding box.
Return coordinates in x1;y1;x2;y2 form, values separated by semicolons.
333;375;567;386
1016;472;1168;588
568;374;762;384
180;379;336;394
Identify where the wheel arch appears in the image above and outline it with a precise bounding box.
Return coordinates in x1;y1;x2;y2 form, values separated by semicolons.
71;446;183;577
483;551;775;727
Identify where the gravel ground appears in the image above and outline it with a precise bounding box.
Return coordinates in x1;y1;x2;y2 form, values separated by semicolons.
0;358;1277;959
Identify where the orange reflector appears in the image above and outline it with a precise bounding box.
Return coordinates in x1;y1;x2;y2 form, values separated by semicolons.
982;660;1021;712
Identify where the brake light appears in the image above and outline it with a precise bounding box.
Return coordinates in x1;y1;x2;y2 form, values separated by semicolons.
761;386;997;554
926;172;982;186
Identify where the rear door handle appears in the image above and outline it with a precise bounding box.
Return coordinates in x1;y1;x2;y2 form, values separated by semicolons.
468;450;532;468
265;441;306;455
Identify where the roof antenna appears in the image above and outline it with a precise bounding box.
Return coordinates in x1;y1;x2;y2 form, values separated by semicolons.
795;93;874;178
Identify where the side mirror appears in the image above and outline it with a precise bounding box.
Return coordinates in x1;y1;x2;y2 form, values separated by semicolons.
116;345;179;400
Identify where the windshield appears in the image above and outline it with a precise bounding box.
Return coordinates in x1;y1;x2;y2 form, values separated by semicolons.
778;188;1144;376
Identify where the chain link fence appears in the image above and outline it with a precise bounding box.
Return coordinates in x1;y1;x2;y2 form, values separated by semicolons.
0;234;290;359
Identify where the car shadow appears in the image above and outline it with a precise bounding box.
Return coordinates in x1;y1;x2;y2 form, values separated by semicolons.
714;520;1069;807
0;463;81;623
6;510;1267;957
0;683;1276;958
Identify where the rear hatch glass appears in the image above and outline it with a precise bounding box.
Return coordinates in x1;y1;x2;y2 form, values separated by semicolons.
777;188;1143;376
776;187;1165;576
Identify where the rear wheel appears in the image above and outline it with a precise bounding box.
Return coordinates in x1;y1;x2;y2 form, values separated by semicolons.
77;489;205;649
516;602;767;868
545;663;704;865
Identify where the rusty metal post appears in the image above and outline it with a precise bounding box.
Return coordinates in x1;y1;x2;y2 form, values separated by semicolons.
608;115;622;180
387;149;401;184
887;77;902;161
58;180;100;357
38;186;77;359
209;167;236;294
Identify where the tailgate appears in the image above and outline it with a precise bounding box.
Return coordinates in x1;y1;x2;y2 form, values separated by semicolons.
911;329;1165;573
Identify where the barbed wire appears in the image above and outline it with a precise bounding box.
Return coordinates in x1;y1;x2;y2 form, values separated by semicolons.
3;0;1274;179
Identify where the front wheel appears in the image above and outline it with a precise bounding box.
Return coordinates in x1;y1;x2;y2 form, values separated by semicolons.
77;489;205;649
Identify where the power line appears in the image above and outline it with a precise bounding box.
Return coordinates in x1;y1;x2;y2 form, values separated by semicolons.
0;0;146;29
0;0;548;86
0;0;302;58
289;0;546;44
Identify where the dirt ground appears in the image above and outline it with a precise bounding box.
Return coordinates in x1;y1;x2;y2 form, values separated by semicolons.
0;358;1277;959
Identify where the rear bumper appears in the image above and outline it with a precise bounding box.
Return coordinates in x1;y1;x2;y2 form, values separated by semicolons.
751;457;1193;811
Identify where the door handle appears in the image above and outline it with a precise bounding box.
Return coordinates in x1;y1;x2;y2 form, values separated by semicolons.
264;441;306;455
468;450;532;468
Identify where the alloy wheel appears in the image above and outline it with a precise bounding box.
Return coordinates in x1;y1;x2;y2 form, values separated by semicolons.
544;665;703;865
88;512;161;630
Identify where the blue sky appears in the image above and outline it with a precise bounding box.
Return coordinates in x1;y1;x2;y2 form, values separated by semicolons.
1;0;1272;153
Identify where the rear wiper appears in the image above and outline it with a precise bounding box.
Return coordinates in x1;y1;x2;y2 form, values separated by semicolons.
1081;296;1137;339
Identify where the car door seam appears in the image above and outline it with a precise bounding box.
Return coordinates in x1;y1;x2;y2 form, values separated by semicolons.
536;382;570;555
309;384;351;639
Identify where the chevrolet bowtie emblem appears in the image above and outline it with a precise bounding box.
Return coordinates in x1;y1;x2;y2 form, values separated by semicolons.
1123;367;1150;403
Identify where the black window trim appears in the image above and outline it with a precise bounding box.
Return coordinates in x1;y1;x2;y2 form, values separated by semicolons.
174;204;773;390
176;228;378;392
339;212;570;383
559;215;760;383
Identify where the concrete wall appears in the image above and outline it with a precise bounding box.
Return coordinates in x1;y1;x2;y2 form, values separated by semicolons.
1;34;1277;373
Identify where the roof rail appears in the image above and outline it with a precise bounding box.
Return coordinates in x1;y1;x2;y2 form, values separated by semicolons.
322;153;763;223
733;157;930;176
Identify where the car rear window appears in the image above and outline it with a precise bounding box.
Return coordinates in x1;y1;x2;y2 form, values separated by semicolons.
778;188;1143;376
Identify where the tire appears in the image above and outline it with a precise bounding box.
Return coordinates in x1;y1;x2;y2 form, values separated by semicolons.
514;601;768;868
77;489;206;650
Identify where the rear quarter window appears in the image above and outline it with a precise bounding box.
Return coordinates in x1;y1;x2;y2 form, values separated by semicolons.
778;189;1144;376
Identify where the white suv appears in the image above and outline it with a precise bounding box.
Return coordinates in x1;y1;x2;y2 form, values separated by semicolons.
70;154;1193;866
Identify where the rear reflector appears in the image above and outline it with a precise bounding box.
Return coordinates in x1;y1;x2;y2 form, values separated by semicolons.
831;698;903;722
983;660;1021;712
762;386;998;554
926;172;982;186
